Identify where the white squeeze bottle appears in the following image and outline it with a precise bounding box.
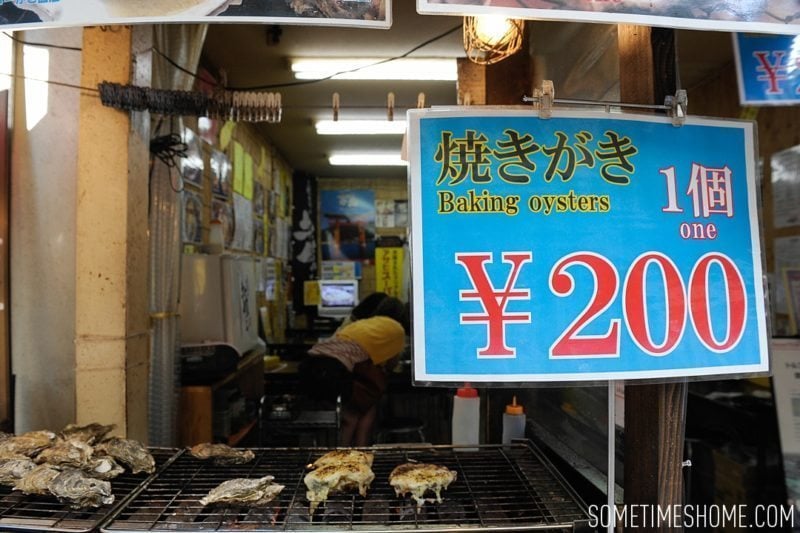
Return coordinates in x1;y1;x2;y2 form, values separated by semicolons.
451;385;480;450
502;395;526;444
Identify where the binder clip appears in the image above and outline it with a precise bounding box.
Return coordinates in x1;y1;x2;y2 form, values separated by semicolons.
539;80;554;119
665;89;687;127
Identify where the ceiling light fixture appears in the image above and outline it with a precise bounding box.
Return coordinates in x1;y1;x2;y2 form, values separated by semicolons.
290;58;457;81
463;15;524;65
316;120;407;135
329;153;408;166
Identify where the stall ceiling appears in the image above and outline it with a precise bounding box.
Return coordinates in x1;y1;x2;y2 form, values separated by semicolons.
202;6;734;181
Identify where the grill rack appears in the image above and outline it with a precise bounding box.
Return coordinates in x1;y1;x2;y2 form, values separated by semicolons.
101;441;590;532
0;448;179;533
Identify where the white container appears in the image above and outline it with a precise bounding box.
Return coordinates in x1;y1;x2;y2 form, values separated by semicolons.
501;396;526;444
179;253;265;357
452;386;480;450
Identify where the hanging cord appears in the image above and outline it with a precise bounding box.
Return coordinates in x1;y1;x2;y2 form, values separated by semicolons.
149;132;187;193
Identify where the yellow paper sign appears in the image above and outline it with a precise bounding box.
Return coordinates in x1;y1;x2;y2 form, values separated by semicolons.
376;247;405;298
304;280;321;306
232;142;244;194
220;121;236;150
244;152;254;200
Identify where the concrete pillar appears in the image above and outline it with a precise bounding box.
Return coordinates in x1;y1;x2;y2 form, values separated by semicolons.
75;26;151;440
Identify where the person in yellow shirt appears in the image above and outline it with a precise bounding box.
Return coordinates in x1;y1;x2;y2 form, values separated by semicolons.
300;296;409;446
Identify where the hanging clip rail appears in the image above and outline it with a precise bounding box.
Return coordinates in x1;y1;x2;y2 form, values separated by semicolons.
523;80;688;124
98;82;282;123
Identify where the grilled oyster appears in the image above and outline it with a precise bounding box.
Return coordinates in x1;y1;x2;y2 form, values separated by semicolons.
188;443;255;465
47;468;114;509
388;463;457;510
95;437;155;474
0;456;36;486
199;476;285;507
60;423;116;444
304;461;375;514
35;438;94;467
312;449;374;469
14;464;61;495
82;456;125;480
0;430;56;458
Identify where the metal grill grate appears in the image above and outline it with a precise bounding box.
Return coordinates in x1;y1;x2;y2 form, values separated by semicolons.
102;442;588;532
0;448;179;533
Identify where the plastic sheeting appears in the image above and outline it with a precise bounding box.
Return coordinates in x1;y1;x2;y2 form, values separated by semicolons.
148;24;208;446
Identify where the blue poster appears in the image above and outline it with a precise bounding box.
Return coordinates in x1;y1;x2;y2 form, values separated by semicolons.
734;33;800;105
408;109;768;383
320;189;376;262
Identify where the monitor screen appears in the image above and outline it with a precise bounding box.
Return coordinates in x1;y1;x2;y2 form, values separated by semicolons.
318;280;358;317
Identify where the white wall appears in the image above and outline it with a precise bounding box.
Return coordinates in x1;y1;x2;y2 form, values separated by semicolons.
11;28;82;432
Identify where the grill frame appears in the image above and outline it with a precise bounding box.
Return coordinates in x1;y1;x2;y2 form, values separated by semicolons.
100;441;590;532
0;448;180;533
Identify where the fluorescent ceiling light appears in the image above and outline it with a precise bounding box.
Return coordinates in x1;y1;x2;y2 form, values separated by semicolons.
291;58;457;81
329;153;408;166
316;120;407;135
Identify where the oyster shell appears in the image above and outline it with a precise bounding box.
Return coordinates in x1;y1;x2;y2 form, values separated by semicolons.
47;468;114;509
82;456;125;480
0;430;56;458
189;443;255;465
60;423;116;444
0;456;36;486
95;437;155;474
0;431;11;442
35;438;94;467
199;476;284;507
14;464;61;495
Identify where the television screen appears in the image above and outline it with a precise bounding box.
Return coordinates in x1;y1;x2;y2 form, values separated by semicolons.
320;281;358;308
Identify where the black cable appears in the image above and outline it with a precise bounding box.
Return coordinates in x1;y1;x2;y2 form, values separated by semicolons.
150;23;462;92
229;23;462;90
2;31;82;52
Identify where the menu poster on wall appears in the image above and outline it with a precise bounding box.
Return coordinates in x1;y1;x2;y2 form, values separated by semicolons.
418;0;799;34
232;192;253;251
0;0;390;30
376;199;395;228
319;189;377;262
210;149;231;200
774;236;800;336
408;109;768;383
785;268;800;336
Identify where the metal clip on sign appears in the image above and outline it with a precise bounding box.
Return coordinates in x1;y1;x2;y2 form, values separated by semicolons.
539;80;554;119
665;89;688;127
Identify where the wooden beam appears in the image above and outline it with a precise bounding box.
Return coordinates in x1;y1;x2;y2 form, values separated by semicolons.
619;24;688;532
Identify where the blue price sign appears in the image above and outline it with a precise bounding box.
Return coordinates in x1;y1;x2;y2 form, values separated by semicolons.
408;109;769;383
734;33;800;105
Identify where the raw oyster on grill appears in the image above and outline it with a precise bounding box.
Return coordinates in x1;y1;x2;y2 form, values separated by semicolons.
95;437;155;474
13;464;61;495
199;476;285;507
35;438;94;467
0;430;56;458
0;456;36;486
82;455;125;480
47;468;114;509
189;443;255;465
60;423;116;444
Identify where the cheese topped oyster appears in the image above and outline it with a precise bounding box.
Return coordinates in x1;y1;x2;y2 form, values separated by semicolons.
199;475;285;507
304;449;375;515
388;463;457;510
